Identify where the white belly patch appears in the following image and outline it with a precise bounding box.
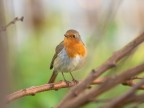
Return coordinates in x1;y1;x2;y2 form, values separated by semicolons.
53;48;84;72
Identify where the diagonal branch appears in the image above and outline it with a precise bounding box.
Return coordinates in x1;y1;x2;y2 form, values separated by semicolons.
101;78;144;108
57;32;144;108
60;63;144;108
0;16;24;32
90;93;144;108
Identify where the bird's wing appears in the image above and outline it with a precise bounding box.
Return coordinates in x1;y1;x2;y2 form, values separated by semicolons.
50;41;64;69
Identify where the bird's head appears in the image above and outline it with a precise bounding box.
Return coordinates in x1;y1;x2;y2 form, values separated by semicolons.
64;29;81;43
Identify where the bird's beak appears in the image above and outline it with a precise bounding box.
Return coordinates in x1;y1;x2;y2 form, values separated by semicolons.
64;34;68;37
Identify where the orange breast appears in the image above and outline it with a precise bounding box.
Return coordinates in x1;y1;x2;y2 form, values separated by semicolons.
64;38;87;58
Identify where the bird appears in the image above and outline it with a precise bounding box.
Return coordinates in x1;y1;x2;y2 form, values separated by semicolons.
48;29;87;84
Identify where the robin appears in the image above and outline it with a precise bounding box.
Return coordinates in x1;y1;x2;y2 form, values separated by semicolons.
48;29;87;83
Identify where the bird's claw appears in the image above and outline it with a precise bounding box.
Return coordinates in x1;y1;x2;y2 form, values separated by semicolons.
64;80;71;85
72;79;79;84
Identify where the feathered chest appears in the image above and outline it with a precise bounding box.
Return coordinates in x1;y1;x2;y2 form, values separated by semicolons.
64;38;87;58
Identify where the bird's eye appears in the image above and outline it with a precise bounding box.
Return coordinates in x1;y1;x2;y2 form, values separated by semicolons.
73;35;76;38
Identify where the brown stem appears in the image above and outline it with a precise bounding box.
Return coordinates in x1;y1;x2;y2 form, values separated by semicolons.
101;78;144;108
7;78;106;102
7;75;144;104
7;76;144;103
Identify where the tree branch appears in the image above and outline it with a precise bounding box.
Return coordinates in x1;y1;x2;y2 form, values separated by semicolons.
7;78;106;102
101;78;144;108
122;79;144;89
7;76;144;103
57;32;144;108
0;16;24;32
91;93;144;108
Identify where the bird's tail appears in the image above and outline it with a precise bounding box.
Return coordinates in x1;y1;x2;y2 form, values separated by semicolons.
48;70;58;83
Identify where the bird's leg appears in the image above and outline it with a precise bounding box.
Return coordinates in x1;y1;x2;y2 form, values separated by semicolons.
61;72;70;85
70;72;78;84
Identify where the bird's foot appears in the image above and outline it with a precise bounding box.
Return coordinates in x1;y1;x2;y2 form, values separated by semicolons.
72;79;79;84
64;80;71;86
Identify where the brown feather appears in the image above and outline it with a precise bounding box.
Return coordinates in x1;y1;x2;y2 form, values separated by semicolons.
50;41;64;69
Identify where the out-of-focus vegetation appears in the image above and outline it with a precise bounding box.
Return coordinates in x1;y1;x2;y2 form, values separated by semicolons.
2;0;144;108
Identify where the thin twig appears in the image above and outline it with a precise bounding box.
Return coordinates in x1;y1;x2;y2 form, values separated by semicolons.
122;80;144;90
0;16;24;32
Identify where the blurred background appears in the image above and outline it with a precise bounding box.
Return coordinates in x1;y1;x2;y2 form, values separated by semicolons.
1;0;144;108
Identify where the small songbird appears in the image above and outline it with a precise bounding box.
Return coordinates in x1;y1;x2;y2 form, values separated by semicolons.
48;29;87;83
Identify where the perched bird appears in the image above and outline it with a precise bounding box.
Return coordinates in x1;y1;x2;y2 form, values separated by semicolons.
48;29;87;83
